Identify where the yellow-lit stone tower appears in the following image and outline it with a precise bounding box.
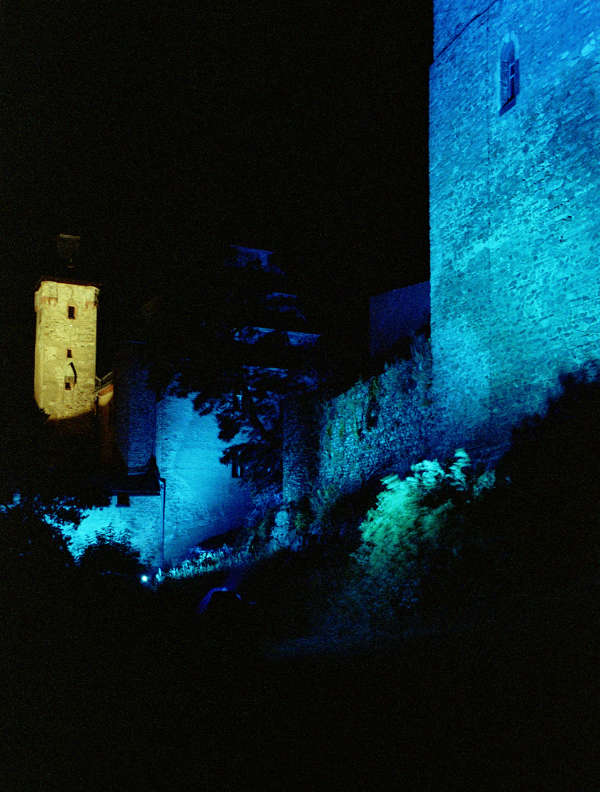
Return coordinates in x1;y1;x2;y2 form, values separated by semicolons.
34;240;99;421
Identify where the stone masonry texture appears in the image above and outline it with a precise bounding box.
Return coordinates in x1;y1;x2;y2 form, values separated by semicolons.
34;279;98;421
430;0;600;460
283;345;434;505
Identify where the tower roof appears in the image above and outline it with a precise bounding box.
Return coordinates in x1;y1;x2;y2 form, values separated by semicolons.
35;275;101;291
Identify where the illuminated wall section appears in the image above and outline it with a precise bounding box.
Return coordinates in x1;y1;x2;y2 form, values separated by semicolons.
66;494;163;565
430;0;600;458
34;278;99;420
71;393;252;567
154;394;253;563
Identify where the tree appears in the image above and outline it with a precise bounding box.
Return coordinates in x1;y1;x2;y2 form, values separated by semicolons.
0;321;109;612
142;245;321;491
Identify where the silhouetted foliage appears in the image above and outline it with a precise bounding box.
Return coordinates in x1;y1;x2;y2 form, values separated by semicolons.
141;244;320;490
0;498;75;574
0;496;80;623
489;363;600;580
78;535;144;577
421;363;600;609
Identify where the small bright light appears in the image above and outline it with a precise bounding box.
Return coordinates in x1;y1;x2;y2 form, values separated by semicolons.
141;575;149;583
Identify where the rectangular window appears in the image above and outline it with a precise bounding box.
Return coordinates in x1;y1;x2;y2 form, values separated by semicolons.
231;450;243;479
68;305;76;319
64;381;71;390
66;348;72;358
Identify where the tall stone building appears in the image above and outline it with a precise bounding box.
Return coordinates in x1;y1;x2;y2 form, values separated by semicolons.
430;0;600;459
33;241;319;566
34;263;99;423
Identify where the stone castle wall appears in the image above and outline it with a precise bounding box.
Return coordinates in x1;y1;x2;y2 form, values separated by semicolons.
317;347;434;496
73;392;252;568
430;0;600;460
66;494;163;566
47;0;600;560
283;341;434;505
155;395;252;564
433;0;493;59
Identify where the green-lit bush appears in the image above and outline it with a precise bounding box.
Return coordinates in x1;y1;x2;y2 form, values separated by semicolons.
350;450;494;632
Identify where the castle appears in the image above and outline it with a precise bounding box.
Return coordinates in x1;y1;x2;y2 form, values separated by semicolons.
430;0;600;459
35;0;600;565
34;243;320;566
282;0;600;516
288;0;600;484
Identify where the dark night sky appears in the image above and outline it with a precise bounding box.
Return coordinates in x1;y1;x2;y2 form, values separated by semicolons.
1;1;432;337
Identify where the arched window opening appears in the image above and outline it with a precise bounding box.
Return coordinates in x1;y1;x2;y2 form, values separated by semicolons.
500;41;519;115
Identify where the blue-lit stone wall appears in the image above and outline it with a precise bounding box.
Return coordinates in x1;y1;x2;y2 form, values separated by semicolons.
65;495;163;565
73;393;252;567
430;0;600;460
433;0;491;60
155;395;252;564
312;351;433;498
282;395;319;504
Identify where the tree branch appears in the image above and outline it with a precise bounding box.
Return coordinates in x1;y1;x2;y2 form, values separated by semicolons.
240;383;277;443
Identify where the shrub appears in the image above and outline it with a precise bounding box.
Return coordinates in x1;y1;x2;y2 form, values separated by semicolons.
351;450;494;630
0;495;80;619
160;544;255;580
482;364;600;583
78;534;144;577
0;497;76;579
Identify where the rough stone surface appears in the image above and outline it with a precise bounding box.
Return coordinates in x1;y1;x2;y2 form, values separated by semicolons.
74;393;253;567
66;495;163;566
430;0;600;460
317;353;433;496
433;0;497;58
283;346;433;505
155;394;252;564
282;395;319;504
34;279;98;421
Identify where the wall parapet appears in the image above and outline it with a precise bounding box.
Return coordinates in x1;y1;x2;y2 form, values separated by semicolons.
283;337;434;505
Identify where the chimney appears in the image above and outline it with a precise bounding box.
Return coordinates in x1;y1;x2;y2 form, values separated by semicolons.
56;233;81;269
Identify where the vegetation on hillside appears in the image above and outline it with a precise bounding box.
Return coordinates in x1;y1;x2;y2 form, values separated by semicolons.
6;360;600;654
141;245;321;492
150;362;600;650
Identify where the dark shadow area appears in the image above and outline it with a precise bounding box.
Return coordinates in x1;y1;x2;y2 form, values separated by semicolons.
406;365;600;637
471;363;600;589
5;365;600;790
6;552;600;791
